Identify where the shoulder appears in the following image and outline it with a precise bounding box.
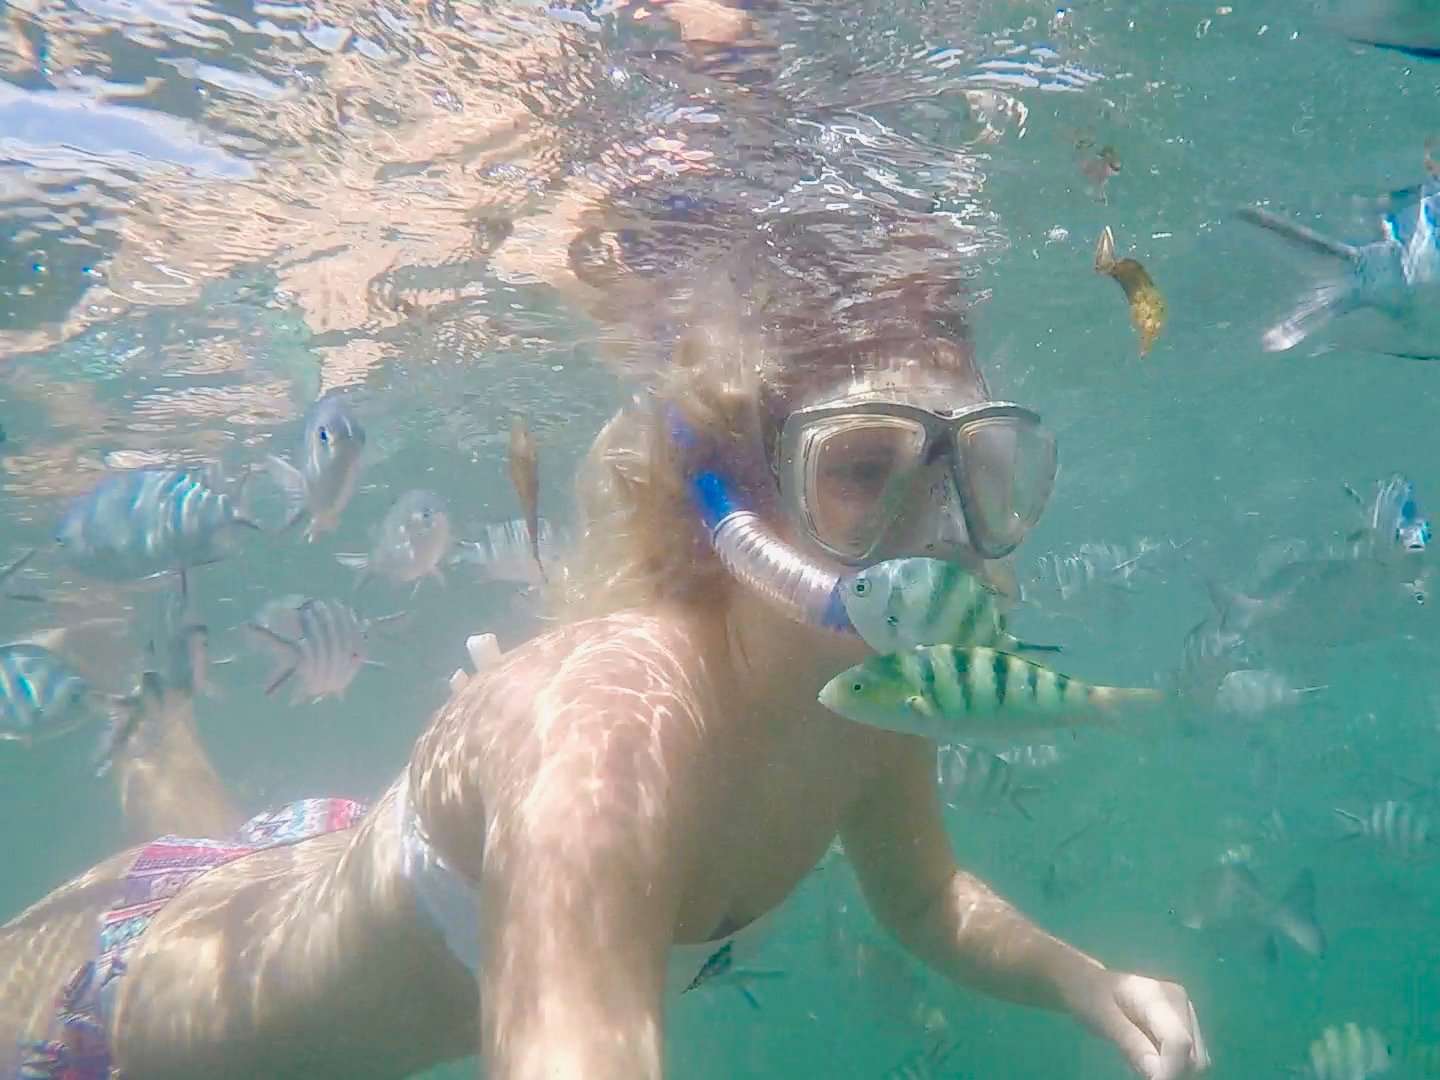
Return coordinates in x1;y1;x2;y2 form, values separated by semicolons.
409;609;719;854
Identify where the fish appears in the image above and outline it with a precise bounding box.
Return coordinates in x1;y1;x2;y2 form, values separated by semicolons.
1076;135;1122;203
55;466;260;590
0;642;102;746
1213;668;1328;718
1336;799;1436;859
93;670;166;778
246;596;397;704
1302;1022;1394;1080
937;742;1040;819
879;1033;958;1080
841;557;1058;654
265;392;366;541
1027;538;1192;613
1043;814;1120;903
452;517;557;585
1094;225;1167;356
818;645;1166;740
1212;555;1431;651
1176;862;1326;960
0;549;43;603
1345;474;1431;553
1318;0;1440;58
336;489;453;590
1240;178;1440;356
507;415;546;582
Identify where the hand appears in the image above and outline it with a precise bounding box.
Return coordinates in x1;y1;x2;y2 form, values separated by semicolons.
1065;969;1210;1080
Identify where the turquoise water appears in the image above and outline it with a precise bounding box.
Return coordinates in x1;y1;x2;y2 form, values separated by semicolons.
2;0;1440;1075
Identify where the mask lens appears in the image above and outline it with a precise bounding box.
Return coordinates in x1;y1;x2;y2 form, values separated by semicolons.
800;417;926;559
953;417;1056;556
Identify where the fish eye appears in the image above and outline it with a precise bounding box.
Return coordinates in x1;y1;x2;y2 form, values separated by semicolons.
318;426;330;444
886;614;900;627
851;681;865;693
852;580;869;596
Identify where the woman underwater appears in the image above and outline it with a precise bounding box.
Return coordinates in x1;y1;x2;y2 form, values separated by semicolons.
0;234;1209;1079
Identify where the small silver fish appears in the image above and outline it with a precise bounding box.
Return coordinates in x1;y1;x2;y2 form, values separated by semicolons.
1241;178;1440;356
1303;1021;1394;1080
247;596;395;704
1336;799;1435;860
0;642;99;745
1029;538;1190;610
265;392;366;541
55;466;259;589
452;517;557;585
937;743;1039;819
1214;669;1327;718
1177;863;1326;960
336;489;453;590
880;1033;957;1080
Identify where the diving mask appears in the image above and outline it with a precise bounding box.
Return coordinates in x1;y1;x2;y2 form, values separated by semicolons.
771;399;1057;563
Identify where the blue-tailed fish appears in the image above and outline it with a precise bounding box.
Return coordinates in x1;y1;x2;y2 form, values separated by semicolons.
842;557;1057;653
265;392;365;541
818;645;1165;740
1345;474;1431;553
247;595;399;704
55;466;259;590
1240;178;1440;356
1302;1022;1393;1080
336;489;452;590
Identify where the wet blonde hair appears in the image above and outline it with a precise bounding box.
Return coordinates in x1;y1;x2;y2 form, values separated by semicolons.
550;237;989;622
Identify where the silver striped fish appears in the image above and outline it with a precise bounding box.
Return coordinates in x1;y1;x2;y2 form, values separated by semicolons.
247;596;397;704
1304;1021;1393;1080
1335;799;1435;860
819;645;1165;740
265;392;366;542
937;743;1039;819
0;642;97;745
842;557;1056;653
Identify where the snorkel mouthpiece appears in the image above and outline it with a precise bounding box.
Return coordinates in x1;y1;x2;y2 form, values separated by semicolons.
666;405;854;634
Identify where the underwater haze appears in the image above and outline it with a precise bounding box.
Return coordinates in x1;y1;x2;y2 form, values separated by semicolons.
2;0;1439;1076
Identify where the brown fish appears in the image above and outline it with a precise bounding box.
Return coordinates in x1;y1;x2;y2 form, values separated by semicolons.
1075;135;1122;204
507;415;546;582
1095;226;1166;357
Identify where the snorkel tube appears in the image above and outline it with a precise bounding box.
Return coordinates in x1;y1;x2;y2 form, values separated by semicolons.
666;405;855;634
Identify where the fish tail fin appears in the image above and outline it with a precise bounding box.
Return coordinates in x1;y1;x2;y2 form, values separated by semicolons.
1238;205;1360;261
1334;807;1367;838
94;671;165;777
264;456;309;530
246;623;300;697
1261;278;1356;352
1010;784;1043;821
334;552;370;590
1276;868;1326;958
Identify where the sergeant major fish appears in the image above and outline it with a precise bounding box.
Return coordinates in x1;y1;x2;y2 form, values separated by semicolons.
818;645;1165;741
1302;1022;1394;1080
452;517;558;586
842;557;1058;653
1336;799;1436;859
937;742;1040;819
1241;177;1440;356
265;392;366;541
336;489;453;591
0;642;100;746
247;595;399;704
55;466;259;591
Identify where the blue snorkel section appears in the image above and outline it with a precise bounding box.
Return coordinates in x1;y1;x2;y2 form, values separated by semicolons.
665;405;855;635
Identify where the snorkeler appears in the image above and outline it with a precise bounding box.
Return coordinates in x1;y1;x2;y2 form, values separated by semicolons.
0;249;1208;1079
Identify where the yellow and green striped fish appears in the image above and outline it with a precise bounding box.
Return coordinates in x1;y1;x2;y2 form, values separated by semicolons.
818;645;1164;740
842;557;1056;654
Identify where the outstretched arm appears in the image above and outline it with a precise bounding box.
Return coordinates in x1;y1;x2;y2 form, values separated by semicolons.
840;737;1209;1080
